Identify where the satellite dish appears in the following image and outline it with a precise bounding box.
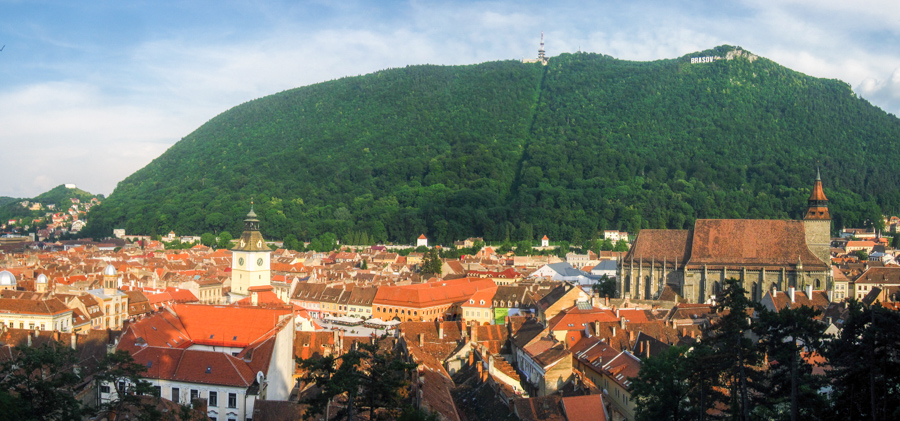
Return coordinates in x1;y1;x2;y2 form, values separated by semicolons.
256;371;265;384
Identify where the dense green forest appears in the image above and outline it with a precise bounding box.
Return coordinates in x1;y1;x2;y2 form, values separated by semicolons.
84;46;900;244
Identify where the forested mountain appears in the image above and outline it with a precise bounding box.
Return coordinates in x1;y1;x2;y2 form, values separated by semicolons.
84;46;900;245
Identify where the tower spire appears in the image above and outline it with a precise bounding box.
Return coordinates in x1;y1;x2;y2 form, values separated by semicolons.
804;169;829;220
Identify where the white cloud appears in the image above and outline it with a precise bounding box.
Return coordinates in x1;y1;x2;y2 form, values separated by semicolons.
857;66;900;116
0;82;186;197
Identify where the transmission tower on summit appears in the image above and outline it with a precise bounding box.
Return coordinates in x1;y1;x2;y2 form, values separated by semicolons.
523;32;549;65
538;32;546;62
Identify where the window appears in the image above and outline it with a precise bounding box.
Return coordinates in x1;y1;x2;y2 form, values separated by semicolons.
153;386;161;397
172;387;180;404
100;385;111;394
190;389;199;401
228;392;237;408
209;391;218;407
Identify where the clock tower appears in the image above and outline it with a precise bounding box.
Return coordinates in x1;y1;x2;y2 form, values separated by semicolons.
230;205;272;298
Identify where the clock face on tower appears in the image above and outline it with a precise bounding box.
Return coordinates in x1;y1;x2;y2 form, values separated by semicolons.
238;257;245;266
257;258;264;267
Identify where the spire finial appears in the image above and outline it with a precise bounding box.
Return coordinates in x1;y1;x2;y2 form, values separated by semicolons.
246;198;258;219
816;166;821;181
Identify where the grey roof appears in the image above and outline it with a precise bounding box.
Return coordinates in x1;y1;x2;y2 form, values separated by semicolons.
546;262;587;277
592;260;618;271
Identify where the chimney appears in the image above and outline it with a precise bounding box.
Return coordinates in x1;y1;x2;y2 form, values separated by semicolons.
612;326;617;338
682;327;687;337
620;318;626;329
645;341;651;358
468;350;475;365
629;330;635;343
488;354;495;374
827;289;834;302
805;284;813;300
71;333;77;350
418;333;424;347
593;321;600;337
471;325;478;344
605;295;609;307
691;330;696;339
438;324;444;340
789;287;796;303
27;332;32;347
251;291;258;306
333;329;340;346
772;285;777;297
639;341;643;354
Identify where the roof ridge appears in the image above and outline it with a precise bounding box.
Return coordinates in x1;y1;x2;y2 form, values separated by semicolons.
171;348;186;380
225;353;252;385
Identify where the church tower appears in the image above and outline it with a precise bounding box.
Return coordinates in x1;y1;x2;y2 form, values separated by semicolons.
102;264;118;295
803;169;832;269
230;205;272;297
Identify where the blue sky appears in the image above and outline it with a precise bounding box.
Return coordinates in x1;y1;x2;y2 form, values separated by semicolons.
1;0;898;198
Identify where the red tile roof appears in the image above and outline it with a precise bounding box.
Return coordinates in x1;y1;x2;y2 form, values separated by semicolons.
625;229;691;263
689;219;827;269
374;277;496;308
547;307;618;333
561;394;607;421
130;347;255;387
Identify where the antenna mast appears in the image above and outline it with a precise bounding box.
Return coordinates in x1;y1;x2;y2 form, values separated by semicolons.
538;32;546;61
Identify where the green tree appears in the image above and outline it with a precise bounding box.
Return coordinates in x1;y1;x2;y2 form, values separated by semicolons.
95;350;162;421
614;239;629;252
515;240;532;256
313;232;339;252
216;231;233;249
855;249;869;261
200;232;216;247
706;278;761;421
557;240;570;258
421;248;442;278
592;274;617;298
283;234;301;251
631;346;693;421
0;341;89;420
471;239;484;255
297;342;416;420
754;305;829;421
827;302;900;420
